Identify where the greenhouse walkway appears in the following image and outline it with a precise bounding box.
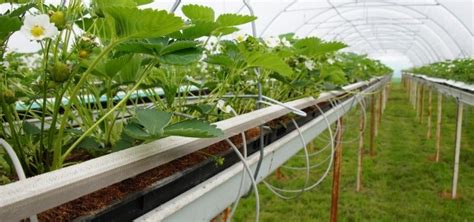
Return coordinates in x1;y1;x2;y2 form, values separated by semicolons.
234;80;474;221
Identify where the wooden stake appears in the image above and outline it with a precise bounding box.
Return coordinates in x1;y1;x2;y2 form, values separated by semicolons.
330;118;344;222
369;94;376;156
413;83;420;110
374;93;379;137
452;102;464;199
419;85;425;123
426;87;433;139
222;207;231;222
435;94;442;162
382;86;387;113
378;89;383;126
356;107;364;192
275;168;283;180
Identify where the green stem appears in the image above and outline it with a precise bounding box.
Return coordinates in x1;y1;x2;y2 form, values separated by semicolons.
59;61;155;165
39;40;52;150
52;41;119;169
47;82;70;150
1;103;23;159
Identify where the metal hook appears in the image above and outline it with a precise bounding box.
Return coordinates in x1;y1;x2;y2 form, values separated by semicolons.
242;0;257;37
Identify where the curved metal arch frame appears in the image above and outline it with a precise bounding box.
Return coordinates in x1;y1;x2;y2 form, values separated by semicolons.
300;11;453;61
302;6;459;59
326;24;443;61
348;37;435;64
433;0;474;36
325;0;378;52
348;40;427;65
284;1;467;58
259;0;298;36
320;24;443;62
307;16;429;26
343;34;439;62
347;37;436;64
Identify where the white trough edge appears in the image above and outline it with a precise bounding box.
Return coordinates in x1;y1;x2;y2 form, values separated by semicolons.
0;76;386;221
135;77;390;222
404;73;474;106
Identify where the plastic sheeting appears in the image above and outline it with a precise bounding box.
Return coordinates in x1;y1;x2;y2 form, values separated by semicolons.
149;0;474;66
2;0;473;66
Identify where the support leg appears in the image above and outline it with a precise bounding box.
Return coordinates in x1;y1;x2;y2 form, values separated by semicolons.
330;118;344;222
356;107;364;192
369;94;376;156
427;87;433;139
452;102;463;199
435;94;442;162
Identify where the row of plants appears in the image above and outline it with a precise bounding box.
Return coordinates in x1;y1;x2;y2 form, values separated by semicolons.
407;58;474;84
0;0;391;184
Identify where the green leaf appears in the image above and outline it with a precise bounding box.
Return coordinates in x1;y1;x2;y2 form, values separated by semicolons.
245;51;293;76
133;0;153;5
182;4;215;22
105;55;133;78
135;109;172;136
206;54;235;67
186;104;214;115
115;38;167;55
161;48;201;65
321;65;347;84
294;37;346;57
22;121;41;135
76;18;112;40
0;0;30;3
216;14;257;26
115;55;142;83
313;41;347;56
113;132;135;151
164;119;223;138
93;0;137;9
160;40;198;55
77;137;103;156
0;16;21;40
124;122;151;140
8;3;35;17
103;7;184;40
213;26;239;36
173;20;220;39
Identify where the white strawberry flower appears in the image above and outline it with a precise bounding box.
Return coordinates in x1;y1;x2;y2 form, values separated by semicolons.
216;100;234;114
264;36;280;48
281;37;291;47
304;60;315;71
20;14;59;40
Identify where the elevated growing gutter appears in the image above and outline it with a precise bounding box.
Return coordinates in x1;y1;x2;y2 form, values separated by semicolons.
136;75;391;222
404;73;474;105
0;75;390;221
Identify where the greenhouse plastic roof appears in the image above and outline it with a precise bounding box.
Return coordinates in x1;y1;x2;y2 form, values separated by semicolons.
149;0;474;66
2;0;473;67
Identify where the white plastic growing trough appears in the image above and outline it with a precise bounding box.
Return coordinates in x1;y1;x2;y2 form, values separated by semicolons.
0;75;390;221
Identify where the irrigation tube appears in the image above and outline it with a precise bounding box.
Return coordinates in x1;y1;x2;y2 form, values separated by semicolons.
262;118;311;200
315;90;369;144
0;139;38;222
263;102;336;195
227;108;250;221
225;138;260;222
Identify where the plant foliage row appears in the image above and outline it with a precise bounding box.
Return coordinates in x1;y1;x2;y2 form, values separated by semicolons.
0;0;391;183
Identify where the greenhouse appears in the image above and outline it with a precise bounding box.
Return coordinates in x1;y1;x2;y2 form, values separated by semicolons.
0;0;472;221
